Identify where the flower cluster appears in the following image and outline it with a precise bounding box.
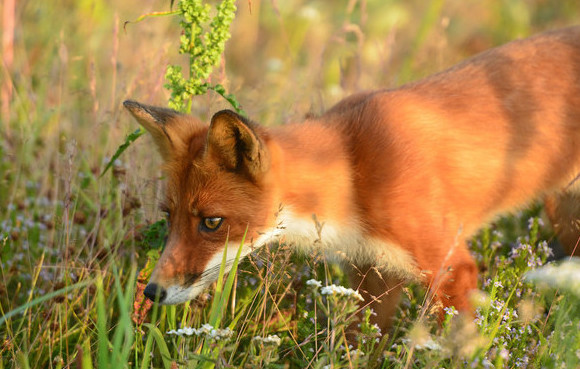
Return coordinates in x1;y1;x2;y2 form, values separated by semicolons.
415;338;442;351
444;306;459;316
252;334;282;346
508;240;547;269
306;279;322;289
525;259;580;296
320;284;364;302
167;324;234;341
401;337;442;351
341;348;365;359
166;0;237;111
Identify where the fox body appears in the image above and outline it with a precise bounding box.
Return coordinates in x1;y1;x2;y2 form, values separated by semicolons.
126;27;580;331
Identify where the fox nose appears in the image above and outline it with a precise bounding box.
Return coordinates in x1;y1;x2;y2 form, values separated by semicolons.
143;283;167;302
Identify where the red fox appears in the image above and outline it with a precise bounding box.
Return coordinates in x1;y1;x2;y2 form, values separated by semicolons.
125;26;580;332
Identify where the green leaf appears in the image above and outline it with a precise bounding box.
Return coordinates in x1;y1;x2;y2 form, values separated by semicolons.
123;10;179;31
209;84;246;116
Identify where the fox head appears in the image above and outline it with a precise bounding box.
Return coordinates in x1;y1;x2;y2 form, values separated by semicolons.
124;100;277;304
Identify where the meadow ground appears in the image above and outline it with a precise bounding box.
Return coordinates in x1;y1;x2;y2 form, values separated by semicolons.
1;0;580;368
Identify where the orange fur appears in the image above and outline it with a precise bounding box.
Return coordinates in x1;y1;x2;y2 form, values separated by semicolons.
126;27;580;331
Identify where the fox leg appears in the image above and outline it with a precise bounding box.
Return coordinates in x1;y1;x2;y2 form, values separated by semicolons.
420;243;478;317
545;191;580;256
347;265;404;334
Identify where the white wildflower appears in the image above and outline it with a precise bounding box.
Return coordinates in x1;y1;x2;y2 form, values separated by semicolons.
198;323;214;335
444;306;459;316
166;324;234;341
515;355;529;368
473;358;495;369
182;327;196;336
492;299;505;311
253;334;282;346
306;279;322;289
167;327;195;336
207;327;234;341
527;217;536;230
482;358;494;369
342;349;364;360
320;284;364;301
499;348;509;360
527;217;544;230
414;338;442;351
525;258;580;296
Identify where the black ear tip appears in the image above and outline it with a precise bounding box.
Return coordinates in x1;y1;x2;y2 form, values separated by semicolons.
212;109;240;121
210;110;255;130
123;100;140;110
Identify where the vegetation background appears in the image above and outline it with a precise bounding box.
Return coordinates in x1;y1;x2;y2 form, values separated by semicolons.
1;0;580;368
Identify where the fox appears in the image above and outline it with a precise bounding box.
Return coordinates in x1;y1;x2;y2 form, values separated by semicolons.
125;26;580;333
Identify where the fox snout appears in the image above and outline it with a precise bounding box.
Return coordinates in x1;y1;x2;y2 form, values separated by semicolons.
143;283;167;303
142;243;251;305
141;248;209;305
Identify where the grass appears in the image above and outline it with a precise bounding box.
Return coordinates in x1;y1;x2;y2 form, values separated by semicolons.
2;0;580;368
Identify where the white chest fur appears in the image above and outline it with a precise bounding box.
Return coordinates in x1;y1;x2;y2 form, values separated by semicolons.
252;209;419;279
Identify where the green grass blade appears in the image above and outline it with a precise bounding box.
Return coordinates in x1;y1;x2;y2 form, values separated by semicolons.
208;227;247;327
139;330;155;369
96;275;110;369
208;84;247;116
216;227;248;327
16;352;30;369
208;235;230;326
139;294;162;369
124;10;179;29
101;128;144;177
82;338;94;369
0;279;92;327
143;323;173;369
110;264;136;367
166;304;177;331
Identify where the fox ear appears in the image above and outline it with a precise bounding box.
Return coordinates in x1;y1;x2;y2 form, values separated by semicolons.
123;100;184;161
206;110;270;179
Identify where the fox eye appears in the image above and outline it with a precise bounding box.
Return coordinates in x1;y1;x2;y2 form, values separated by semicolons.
200;217;223;232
